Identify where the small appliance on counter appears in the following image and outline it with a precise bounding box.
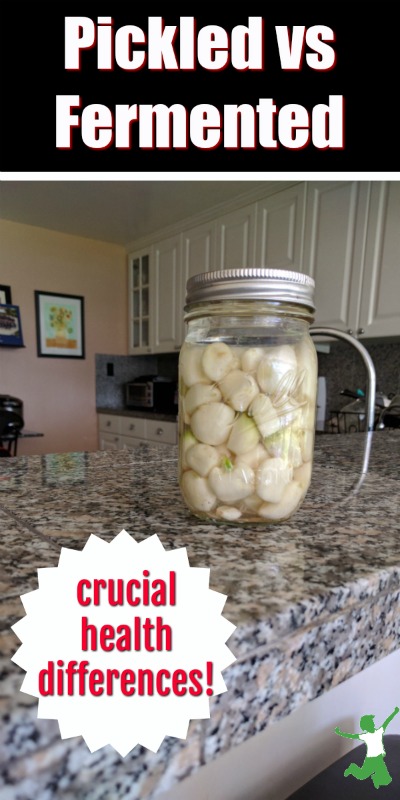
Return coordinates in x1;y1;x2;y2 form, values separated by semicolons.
0;394;24;419
125;375;178;414
0;395;24;456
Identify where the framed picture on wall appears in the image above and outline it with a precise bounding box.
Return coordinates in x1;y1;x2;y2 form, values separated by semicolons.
0;285;12;304
35;291;85;358
0;304;24;346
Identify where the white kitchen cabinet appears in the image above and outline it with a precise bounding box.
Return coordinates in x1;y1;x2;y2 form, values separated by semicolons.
97;413;120;434
120;416;146;438
357;181;400;338
180;220;216;342
99;432;121;450
128;181;399;351
119;434;146;449
303;181;400;339
98;413;121;450
152;234;181;353
303;181;370;332
255;183;306;271
146;418;178;445
98;414;177;450
215;203;257;269
128;250;152;354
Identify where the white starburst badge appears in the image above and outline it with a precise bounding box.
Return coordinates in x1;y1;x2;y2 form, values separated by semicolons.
11;531;236;756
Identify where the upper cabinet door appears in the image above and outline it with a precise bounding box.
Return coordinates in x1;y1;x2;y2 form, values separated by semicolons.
215;204;256;269
303;182;369;331
152;235;181;353
358;182;400;338
180;221;216;343
128;250;152;354
255;184;306;271
181;221;216;284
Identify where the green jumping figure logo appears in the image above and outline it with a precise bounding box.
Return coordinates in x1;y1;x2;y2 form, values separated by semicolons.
334;706;399;789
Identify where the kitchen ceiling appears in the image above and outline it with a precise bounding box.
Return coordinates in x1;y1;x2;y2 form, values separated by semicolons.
0;179;270;248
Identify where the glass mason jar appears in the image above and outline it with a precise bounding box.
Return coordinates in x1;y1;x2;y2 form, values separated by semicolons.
178;269;317;524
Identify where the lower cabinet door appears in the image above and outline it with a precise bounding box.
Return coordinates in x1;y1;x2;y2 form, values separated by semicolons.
119;435;147;449
99;432;121;450
146;419;178;444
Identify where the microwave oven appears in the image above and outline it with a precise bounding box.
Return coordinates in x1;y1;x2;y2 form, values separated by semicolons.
125;375;178;413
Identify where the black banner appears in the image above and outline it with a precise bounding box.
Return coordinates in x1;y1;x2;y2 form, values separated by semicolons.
0;5;398;173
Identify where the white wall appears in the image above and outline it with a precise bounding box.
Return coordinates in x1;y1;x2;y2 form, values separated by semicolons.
0;219;127;454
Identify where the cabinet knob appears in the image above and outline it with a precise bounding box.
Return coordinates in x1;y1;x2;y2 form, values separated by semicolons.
130;423;135;431
357;327;365;335
156;428;164;436
347;329;354;336
106;420;111;426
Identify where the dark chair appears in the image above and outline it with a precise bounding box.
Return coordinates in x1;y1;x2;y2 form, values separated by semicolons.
0;410;24;456
286;735;400;799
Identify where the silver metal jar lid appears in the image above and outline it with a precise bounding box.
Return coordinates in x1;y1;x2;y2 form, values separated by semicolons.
185;268;315;311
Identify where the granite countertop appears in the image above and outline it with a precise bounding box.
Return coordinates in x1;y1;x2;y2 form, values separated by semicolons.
1;431;400;799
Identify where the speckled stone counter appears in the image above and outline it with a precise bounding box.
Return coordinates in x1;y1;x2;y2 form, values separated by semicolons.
1;431;400;799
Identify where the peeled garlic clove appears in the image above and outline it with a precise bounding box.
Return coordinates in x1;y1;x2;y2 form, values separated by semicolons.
216;443;232;459
295;339;318;402
227;413;259;455
191;402;235;445
184;382;222;416
256;457;293;503
258;480;304;521
208;461;255;502
181;470;217;512
249;394;280;438
241;347;265;373
202;342;235;382
301;429;315;462
219;370;259;412
186;443;220;477
236;442;269;469
180;345;209;387
181;428;198;469
241;493;263;513
216;506;242;521
293;461;312;489
257;345;297;395
264;428;303;467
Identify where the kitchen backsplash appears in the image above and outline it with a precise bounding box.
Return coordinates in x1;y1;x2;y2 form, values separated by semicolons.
96;353;178;409
317;340;400;423
96;341;400;421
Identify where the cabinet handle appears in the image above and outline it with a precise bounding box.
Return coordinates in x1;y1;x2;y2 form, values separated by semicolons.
357;327;365;335
106;420;111;426
114;437;119;442
130;423;135;431
156;428;164;436
174;345;181;350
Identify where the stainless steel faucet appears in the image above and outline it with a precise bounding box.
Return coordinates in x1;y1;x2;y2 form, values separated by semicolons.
376;395;400;430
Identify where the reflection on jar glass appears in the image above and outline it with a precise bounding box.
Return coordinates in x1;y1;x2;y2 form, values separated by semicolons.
178;269;317;525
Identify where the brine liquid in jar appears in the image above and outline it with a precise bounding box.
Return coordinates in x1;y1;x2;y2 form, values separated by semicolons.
178;269;317;524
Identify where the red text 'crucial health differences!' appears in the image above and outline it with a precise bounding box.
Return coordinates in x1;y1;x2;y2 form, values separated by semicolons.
11;531;236;756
